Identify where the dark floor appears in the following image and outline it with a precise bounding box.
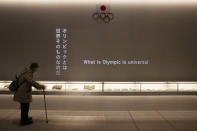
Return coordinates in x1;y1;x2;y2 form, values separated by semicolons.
0;95;197;131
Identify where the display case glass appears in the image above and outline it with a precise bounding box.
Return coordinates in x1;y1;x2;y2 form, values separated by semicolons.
140;82;178;92
0;81;11;91
1;81;197;93
104;82;140;92
178;82;197;92
33;81;66;91
66;81;102;92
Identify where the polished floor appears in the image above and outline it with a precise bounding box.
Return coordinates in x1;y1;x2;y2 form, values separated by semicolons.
0;95;197;131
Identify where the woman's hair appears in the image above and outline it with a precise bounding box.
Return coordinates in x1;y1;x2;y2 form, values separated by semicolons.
30;62;39;70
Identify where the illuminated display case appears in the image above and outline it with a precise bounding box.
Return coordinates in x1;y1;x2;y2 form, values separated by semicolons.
0;81;11;91
0;81;197;93
140;82;178;92
66;82;102;92
178;82;197;92
104;82;140;92
33;81;66;91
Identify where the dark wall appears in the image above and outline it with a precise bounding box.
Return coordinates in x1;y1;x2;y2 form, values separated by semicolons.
0;3;197;81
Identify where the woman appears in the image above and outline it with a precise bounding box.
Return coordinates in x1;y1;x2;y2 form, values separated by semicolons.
14;62;45;125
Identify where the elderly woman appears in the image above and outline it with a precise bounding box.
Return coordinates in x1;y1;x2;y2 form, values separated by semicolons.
14;63;45;125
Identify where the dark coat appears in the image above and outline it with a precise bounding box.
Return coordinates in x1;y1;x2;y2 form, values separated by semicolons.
13;68;43;103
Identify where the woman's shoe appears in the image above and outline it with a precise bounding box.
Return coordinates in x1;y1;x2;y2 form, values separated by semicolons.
20;119;33;126
27;117;32;121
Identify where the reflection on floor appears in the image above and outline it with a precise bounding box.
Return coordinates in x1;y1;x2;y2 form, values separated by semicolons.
0;95;197;131
1;110;197;131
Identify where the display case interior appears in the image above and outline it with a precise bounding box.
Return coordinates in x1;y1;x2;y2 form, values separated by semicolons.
0;81;197;93
140;82;178;92
0;81;11;91
104;82;140;92
66;82;102;92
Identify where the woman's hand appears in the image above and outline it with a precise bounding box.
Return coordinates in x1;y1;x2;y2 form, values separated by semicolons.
40;85;46;90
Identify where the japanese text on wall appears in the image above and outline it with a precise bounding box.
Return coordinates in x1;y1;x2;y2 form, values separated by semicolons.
55;27;68;75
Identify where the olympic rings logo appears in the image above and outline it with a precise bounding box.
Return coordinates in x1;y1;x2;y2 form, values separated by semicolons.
92;12;114;23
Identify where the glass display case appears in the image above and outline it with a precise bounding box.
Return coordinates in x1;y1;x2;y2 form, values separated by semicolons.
66;81;102;92
33;81;66;91
140;82;178;92
0;81;11;91
0;81;197;93
178;82;197;92
104;82;140;92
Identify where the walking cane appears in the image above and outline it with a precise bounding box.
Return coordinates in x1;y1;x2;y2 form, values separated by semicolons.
43;89;48;123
